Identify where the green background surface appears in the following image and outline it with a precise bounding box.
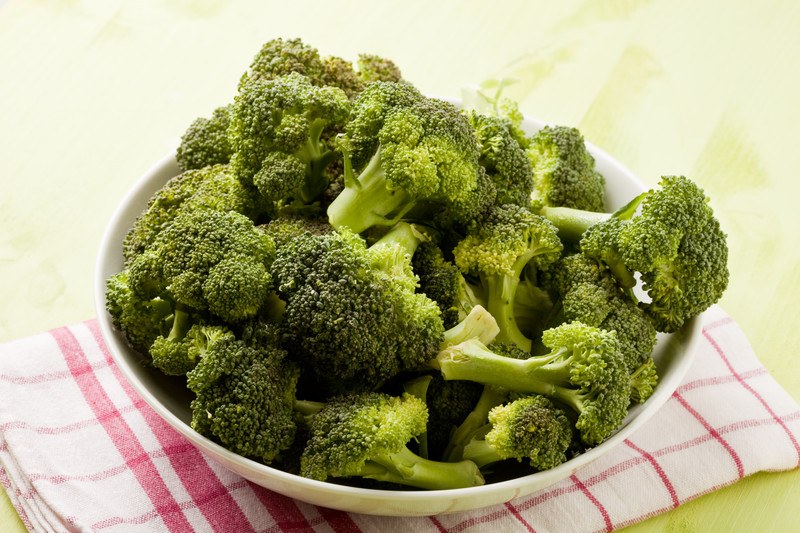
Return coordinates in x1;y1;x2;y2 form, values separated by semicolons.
1;1;798;531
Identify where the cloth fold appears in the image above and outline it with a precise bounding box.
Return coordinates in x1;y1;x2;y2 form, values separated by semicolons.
1;306;798;532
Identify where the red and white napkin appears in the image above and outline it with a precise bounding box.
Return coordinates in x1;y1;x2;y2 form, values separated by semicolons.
1;306;798;532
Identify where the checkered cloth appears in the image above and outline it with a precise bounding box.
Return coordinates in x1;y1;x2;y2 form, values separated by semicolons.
1;306;798;532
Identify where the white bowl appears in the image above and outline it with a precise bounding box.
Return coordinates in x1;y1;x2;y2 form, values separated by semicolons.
94;114;702;516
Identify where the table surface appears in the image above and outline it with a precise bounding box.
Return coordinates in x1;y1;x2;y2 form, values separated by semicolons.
2;1;798;531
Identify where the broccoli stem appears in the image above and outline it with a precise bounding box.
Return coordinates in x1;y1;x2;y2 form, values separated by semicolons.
167;305;192;342
538;206;610;242
402;375;433;459
441;305;500;349
327;146;412;233
444;385;506;462
461;438;502;469
436;340;569;398
372;220;428;257
359;446;485;490
484;251;539;352
294;400;325;416
298;119;336;202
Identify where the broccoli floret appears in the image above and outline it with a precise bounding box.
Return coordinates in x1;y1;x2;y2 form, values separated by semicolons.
229;73;350;207
465;111;534;208
128;208;276;324
528;125;605;212
453;204;563;351
434;322;629;446
187;324;300;464
122;164;264;263
461;395;573;471
542;253;657;373
299;392;484;489
541;176;729;332
630;357;658;404
176;105;233;172
239;37;327;90
105;270;173;355
272;222;443;393
260;213;333;249
326;82;483;234
357;54;403;84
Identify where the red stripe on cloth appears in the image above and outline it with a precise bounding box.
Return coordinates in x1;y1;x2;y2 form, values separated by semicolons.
703;327;800;466
623;439;679;508
0;467;35;532
249;483;316;531
676;367;767;394
0;359;112;385
429;515;448;532
570;474;612;532
316;506;362;532
0;401;143;435
703;316;733;332
672;391;744;479
50;327;193;532
505;501;536;532
85;320;257;533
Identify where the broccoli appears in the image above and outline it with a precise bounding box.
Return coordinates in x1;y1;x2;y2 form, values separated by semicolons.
541;253;657;373
403;374;484;461
326;82;483;234
629;358;658;404
540;175;729;332
465;111;534;208
260;213;333;249
461;395;574;471
105;270;173;355
176;105;234;172
528;125;606;213
271;222;443;393
356;54;403;84
299;392;484;489
187;323;300;464
122;164;265;263
125;208;276;374
453;204;563;351
229;73;350;207
434;322;629;446
238;37;327;90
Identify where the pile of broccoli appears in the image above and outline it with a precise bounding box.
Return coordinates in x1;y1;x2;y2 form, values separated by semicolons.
106;37;729;490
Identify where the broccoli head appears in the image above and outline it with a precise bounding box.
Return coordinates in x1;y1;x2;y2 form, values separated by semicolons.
528;125;606;212
187;324;300;464
542;176;729;332
176;105;233;172
229;73;350;207
465;111;534;208
122;164;265;263
326;82;483;234
271;223;443;393
356;54;403;84
105;269;173;355
300;392;484;489
461;394;574;471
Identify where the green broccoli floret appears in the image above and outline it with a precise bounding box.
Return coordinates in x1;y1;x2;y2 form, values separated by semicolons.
540;176;729;332
105;270;173;355
130;208;275;321
272;222;443;393
299;392;484;489
357;54;403;84
465;111;534;208
326;82;483;234
122;164;265;263
260;213;333;249
629;357;658;404
461;395;574;471
434;322;629;446
453;204;563;351
176;105;233;172
542;253;657;373
239;37;327;90
187;323;300;464
229;73;350;207
528;125;606;213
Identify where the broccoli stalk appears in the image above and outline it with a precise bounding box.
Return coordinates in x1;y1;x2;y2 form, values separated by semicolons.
434;322;629;446
444;385;508;462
